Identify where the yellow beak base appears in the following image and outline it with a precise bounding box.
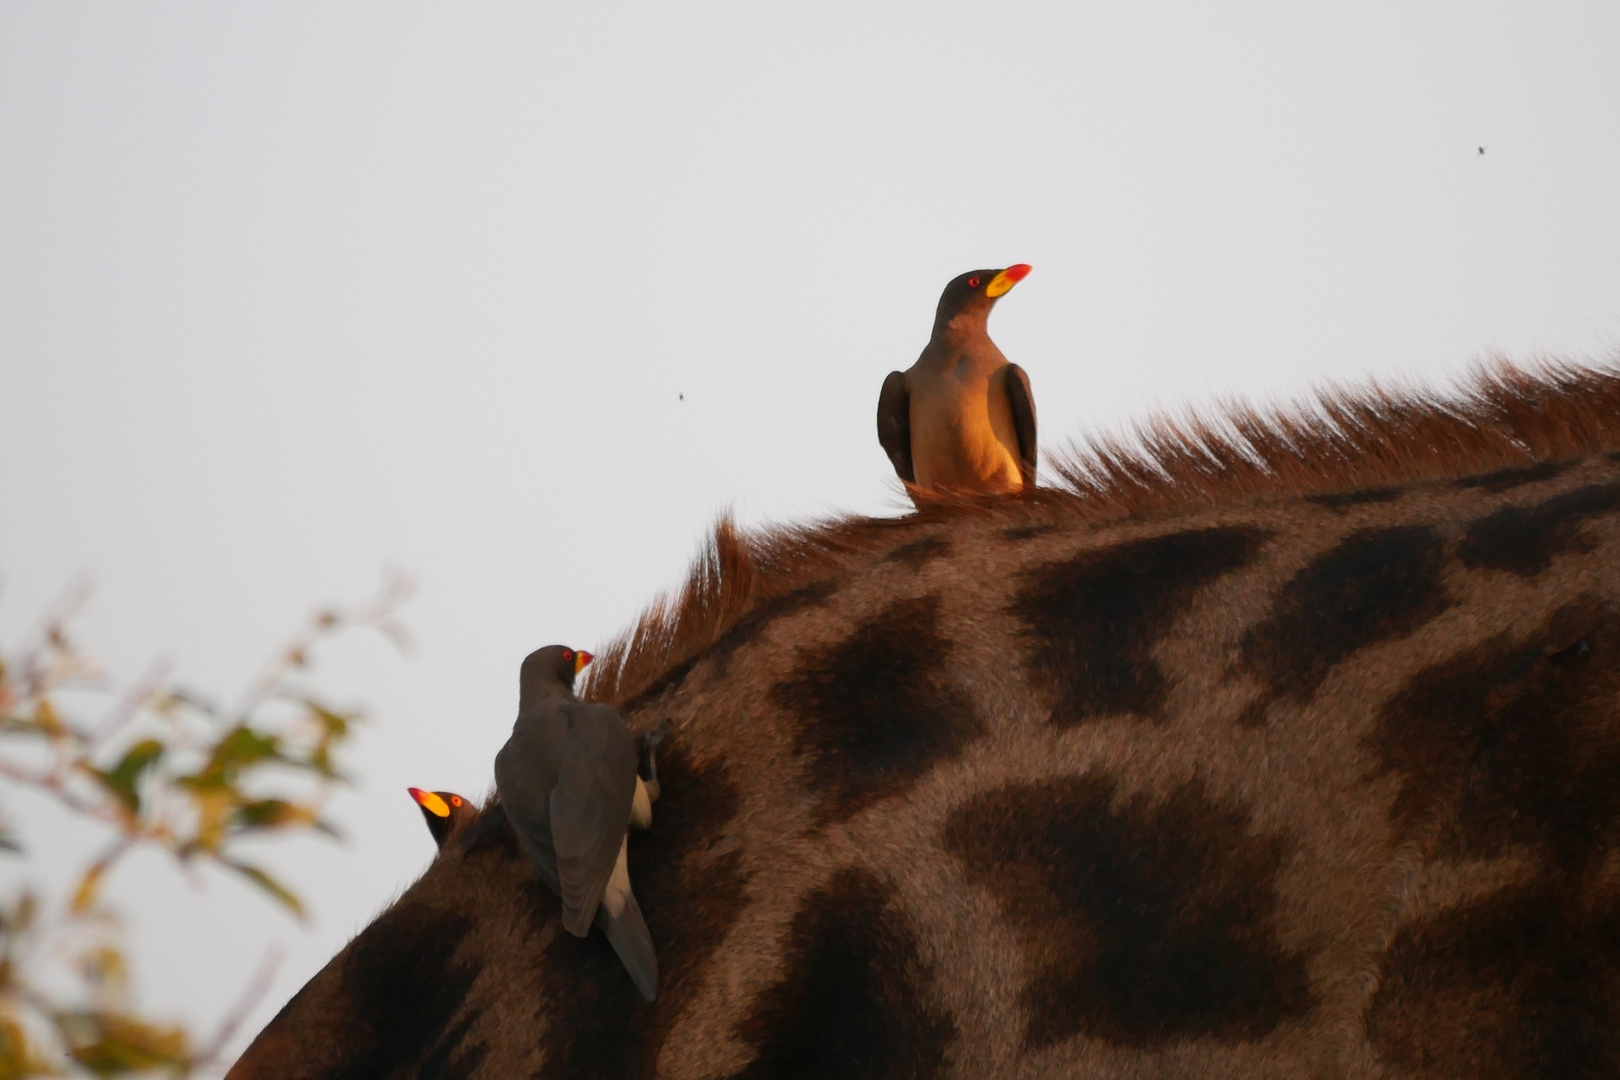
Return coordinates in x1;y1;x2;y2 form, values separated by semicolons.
409;788;451;818
985;263;1032;299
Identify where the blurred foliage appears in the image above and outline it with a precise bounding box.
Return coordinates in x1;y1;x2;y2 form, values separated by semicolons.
0;574;411;1077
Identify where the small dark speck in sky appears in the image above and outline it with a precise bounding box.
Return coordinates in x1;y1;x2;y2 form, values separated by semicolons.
679;393;684;401
1478;146;1487;155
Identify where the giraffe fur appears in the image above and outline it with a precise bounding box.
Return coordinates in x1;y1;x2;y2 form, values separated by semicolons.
230;358;1620;1080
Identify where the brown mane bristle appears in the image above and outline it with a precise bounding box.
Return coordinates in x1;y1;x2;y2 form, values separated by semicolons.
583;356;1620;709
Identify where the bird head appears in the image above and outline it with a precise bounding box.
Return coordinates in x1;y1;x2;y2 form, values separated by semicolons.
932;264;1032;339
519;644;594;702
408;787;478;849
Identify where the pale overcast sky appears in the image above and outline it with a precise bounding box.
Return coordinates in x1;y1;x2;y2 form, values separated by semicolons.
3;1;1618;1063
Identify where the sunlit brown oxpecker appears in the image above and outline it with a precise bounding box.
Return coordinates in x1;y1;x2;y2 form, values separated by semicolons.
877;265;1037;498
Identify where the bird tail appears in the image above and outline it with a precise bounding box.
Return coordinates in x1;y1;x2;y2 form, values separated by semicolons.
596;891;658;1002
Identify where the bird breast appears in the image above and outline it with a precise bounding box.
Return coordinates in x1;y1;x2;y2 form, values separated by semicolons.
907;361;1023;493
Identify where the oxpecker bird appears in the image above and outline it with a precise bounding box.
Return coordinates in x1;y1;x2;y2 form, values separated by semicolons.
877;265;1038;498
493;645;661;1002
408;788;478;850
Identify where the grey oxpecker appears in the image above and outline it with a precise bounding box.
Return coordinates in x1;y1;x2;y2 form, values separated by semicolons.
493;645;662;1002
408;787;478;850
877;265;1038;497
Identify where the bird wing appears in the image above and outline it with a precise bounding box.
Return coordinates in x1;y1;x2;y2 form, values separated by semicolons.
493;736;562;894
548;701;639;937
596;883;659;1002
1003;363;1038;486
876;371;915;483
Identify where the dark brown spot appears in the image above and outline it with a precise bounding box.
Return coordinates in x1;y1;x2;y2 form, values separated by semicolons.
229;813;525;1079
333;904;480;1077
1012;527;1268;726
773;596;982;821
1303;486;1402;510
416;1014;489;1080
1000;524;1057;541
1366;600;1620;871
1243;526;1450;703
1455;459;1572;493
709;580;840;674
1366;882;1620;1079
535;747;748;1079
886;536;951;569
1232;700;1271;729
727;867;952;1080
619;581;841;712
944;775;1312;1048
620;656;700;712
1459;483;1620;577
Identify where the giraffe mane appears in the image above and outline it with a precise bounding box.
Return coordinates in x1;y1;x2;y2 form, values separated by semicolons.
583;354;1620;709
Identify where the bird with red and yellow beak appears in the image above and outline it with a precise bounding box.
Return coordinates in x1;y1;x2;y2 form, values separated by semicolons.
492;644;662;1002
877;265;1037;499
407;787;478;850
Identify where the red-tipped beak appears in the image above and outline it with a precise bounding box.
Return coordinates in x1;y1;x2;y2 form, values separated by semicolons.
985;264;1032;298
575;650;594;674
408;787;450;818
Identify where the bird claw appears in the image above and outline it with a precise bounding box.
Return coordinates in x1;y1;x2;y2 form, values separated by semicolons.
639;719;672;789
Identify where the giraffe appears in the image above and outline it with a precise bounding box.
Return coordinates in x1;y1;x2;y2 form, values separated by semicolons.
230;360;1620;1080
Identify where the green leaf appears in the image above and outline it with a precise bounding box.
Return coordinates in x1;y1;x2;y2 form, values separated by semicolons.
0;1016;64;1078
0;716;47;736
70;861;108;915
155;685;214;717
179;725;283;789
302;698;353;738
91;739;165;815
55;1011;190;1076
229;799;307;832
32;699;66;738
307;745;342;779
222;859;305;919
8;891;39;933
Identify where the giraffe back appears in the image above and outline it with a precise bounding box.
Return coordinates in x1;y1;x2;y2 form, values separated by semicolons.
231;363;1620;1080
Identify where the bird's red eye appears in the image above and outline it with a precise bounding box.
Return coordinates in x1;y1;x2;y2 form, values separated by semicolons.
562;648;573;661
968;277;981;287
451;796;462;806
